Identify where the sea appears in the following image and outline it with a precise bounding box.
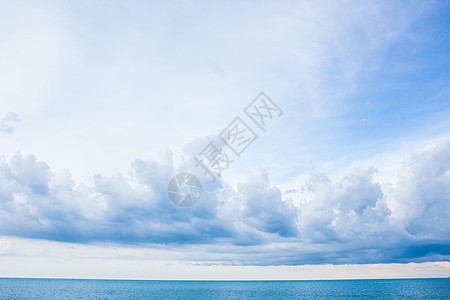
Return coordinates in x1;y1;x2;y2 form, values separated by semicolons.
0;278;448;299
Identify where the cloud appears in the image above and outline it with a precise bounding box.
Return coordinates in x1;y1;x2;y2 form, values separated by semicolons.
292;167;392;245
238;168;298;239
387;142;450;240
0;141;296;246
0;140;449;265
0;112;20;134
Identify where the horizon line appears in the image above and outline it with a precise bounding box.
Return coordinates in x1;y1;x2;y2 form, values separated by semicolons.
1;276;448;281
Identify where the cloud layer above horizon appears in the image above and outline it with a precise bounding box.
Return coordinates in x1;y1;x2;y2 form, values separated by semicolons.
0;140;448;265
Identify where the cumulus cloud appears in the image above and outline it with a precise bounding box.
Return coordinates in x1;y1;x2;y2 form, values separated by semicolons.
292;167;392;245
0;143;297;246
0;112;20;134
0;141;449;265
387;142;450;241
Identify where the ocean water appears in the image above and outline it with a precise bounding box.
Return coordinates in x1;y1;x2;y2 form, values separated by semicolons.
0;278;448;299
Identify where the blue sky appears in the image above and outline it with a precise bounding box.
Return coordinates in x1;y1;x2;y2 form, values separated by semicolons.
0;0;449;279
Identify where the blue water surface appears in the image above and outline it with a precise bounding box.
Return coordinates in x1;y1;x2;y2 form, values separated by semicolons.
0;278;449;299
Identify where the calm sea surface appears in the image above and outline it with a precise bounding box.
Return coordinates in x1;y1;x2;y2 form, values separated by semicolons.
0;278;448;299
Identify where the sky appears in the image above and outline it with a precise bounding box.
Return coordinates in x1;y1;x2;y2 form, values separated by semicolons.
0;0;449;279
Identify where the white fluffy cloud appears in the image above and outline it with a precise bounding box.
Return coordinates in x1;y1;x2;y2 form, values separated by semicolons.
292;167;392;244
0;140;448;265
387;142;450;241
